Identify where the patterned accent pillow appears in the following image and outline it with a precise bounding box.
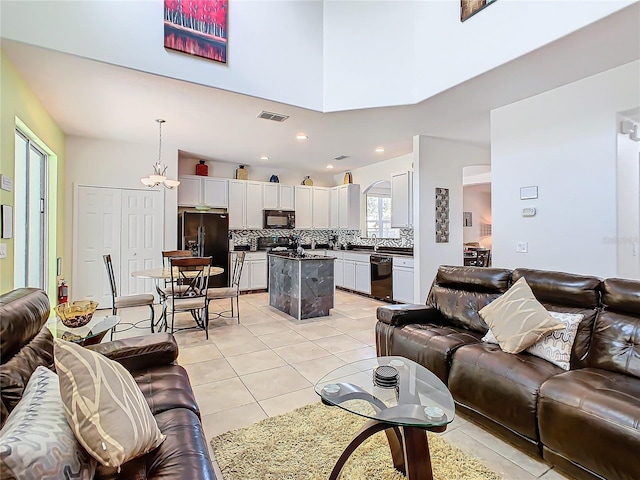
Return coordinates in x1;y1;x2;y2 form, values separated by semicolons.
0;366;96;480
53;338;165;469
482;311;584;370
479;277;564;353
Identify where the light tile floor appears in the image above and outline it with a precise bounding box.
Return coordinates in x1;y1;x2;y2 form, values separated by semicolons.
110;290;571;480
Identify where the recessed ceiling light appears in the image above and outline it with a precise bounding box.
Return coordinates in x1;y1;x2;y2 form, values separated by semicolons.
296;134;308;140
375;147;385;153
326;164;334;169
259;155;269;161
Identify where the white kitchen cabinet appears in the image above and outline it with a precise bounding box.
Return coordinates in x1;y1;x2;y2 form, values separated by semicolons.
392;256;415;303
312;187;330;228
391;171;413;228
336;184;361;230
228;180;263;229
330;187;339;228
232;251;267;291
178;175;228;208
325;250;344;287
355;261;371;294
344;251;370;293
263;183;295;210
295;186;313;229
343;259;356;290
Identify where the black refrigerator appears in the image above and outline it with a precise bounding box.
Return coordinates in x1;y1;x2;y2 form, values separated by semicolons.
177;210;229;288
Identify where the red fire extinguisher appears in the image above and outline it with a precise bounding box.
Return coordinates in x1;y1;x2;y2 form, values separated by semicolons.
58;279;68;305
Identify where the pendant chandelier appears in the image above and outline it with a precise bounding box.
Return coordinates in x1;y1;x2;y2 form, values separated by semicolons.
141;119;180;189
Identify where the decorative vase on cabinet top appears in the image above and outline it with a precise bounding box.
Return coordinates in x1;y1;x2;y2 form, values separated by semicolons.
269;174;280;183
302;176;313;186
196;160;208;176
344;171;353;184
236;165;248;180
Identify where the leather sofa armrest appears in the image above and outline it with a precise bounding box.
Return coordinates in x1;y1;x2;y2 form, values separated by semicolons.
87;333;178;372
376;304;444;327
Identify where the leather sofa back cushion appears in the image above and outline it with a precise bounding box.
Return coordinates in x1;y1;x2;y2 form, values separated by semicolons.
0;288;50;363
588;278;640;378
428;266;511;333
512;269;601;309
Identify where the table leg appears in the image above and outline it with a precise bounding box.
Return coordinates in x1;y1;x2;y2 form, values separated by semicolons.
401;426;433;480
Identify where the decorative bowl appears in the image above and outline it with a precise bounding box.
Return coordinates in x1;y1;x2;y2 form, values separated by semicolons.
55;300;99;328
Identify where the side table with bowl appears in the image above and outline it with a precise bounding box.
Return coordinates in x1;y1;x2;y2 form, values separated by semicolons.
49;300;120;347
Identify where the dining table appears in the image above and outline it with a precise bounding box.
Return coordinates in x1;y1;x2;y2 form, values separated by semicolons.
131;266;225;332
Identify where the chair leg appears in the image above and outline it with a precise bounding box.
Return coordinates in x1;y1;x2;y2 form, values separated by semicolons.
204;307;209;340
149;304;155;333
110;307;118;340
236;295;240;324
230;297;234;317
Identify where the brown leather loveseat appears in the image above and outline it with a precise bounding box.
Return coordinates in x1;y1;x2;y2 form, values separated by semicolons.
376;266;640;480
0;288;216;479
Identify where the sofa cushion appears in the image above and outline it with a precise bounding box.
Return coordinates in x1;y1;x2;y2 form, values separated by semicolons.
132;364;201;418
483;311;584;370
375;321;482;384
94;408;215;480
54;338;166;468
0;366;96;480
539;368;640;480
479;277;563;353
427;266;512;334
588;278;640;378
449;342;563;440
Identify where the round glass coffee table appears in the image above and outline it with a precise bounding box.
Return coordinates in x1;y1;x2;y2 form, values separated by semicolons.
315;356;455;480
47;316;120;347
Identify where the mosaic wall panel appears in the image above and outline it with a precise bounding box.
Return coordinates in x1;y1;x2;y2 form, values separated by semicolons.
435;187;450;243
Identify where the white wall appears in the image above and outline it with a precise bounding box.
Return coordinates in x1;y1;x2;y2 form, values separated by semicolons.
1;0;632;113
65;136;179;289
616;114;640;279
491;61;640;278
0;0;324;111
413;136;491;302
463;185;492;249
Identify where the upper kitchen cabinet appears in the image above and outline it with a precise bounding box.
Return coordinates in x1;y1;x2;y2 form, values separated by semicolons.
263;183;295;210
228;180;263;229
391;170;413;228
334;184;361;230
177;175;228;208
295;186;313;229
312;187;330;229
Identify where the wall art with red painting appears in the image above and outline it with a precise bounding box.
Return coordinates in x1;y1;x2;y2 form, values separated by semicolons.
164;0;228;63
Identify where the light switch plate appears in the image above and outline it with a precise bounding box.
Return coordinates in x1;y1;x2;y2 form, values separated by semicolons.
0;243;7;258
522;207;536;217
517;242;528;253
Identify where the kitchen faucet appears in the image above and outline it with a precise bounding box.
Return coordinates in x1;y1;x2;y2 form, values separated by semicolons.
372;234;379;252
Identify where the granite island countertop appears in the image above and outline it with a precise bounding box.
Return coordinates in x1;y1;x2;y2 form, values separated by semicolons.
268;252;336;261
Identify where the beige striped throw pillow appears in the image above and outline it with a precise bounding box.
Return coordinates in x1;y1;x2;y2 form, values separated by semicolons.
479;277;564;354
53;338;165;469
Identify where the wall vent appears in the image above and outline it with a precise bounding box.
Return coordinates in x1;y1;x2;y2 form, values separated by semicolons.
257;111;289;122
334;155;350;161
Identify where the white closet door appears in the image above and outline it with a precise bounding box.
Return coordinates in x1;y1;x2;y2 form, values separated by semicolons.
120;189;163;296
74;186;122;307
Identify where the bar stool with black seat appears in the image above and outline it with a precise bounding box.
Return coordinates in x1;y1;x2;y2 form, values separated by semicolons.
163;256;212;339
103;254;156;338
206;251;246;324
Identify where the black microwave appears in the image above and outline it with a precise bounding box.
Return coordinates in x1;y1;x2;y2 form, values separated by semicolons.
263;209;295;229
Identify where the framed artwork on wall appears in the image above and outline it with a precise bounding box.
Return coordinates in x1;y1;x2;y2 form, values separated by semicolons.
435;188;450;243
463;211;473;227
461;0;497;22
164;0;228;64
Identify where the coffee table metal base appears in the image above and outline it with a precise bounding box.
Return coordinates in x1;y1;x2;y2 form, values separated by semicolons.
329;419;446;480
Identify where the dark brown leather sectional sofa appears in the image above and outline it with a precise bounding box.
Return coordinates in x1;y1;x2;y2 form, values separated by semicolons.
0;288;216;480
376;265;640;480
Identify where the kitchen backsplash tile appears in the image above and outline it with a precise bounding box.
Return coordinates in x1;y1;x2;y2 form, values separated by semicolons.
230;228;413;249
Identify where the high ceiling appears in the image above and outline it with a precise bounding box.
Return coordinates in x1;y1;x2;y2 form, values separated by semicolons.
2;3;638;174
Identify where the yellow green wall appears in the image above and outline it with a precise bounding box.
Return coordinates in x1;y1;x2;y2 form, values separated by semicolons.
0;51;65;302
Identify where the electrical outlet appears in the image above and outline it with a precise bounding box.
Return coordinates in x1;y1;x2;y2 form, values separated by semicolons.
0;243;7;258
517;242;528;253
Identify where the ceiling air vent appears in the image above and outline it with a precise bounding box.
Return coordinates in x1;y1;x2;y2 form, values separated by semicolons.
334;155;350;161
257;111;289;122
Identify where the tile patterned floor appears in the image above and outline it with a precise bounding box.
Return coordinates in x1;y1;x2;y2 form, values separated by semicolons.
111;291;571;480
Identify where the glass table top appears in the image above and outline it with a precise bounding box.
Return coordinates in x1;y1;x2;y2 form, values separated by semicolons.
315;356;455;429
47;315;120;343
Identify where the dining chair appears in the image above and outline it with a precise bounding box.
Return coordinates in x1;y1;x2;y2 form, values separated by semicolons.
163;256;212;339
102;254;156;338
159;250;193;299
207;251;246;324
476;249;491;267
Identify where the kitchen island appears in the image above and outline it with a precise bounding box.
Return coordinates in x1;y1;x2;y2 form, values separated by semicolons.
268;252;335;320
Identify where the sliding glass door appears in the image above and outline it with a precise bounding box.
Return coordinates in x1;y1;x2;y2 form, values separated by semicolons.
14;129;48;289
